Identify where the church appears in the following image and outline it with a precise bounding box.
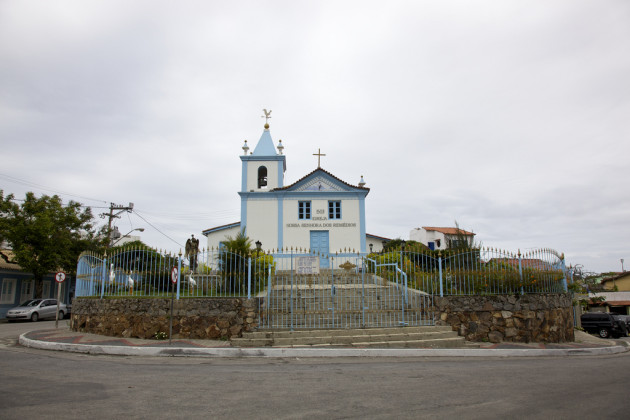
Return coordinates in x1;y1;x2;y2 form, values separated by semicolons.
203;118;388;257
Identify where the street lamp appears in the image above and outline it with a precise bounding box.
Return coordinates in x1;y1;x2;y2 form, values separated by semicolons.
255;240;262;257
111;228;145;247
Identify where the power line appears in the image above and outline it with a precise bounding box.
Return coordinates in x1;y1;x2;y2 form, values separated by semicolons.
0;173;108;204
133;210;184;248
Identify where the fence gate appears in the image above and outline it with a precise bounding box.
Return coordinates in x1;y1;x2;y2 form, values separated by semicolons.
260;253;434;329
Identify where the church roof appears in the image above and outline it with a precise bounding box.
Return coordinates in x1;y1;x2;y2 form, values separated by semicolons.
252;127;277;156
201;222;240;236
272;167;370;193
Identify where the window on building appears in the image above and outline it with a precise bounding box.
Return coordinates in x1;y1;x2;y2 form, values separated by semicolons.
328;200;341;219
43;281;51;298
258;166;268;188
298;201;311;220
1;278;17;304
20;279;33;302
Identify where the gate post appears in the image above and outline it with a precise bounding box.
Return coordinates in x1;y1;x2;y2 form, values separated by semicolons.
100;253;107;299
361;254;366;328
331;255;335;328
247;255;252;299
518;250;524;295
290;248;294;331
266;263;272;328
438;252;444;297
560;253;568;293
176;251;182;300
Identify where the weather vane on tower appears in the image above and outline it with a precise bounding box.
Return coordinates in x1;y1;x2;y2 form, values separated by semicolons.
262;109;272;127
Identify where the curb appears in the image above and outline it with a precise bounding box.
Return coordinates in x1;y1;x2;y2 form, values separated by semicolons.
18;334;630;358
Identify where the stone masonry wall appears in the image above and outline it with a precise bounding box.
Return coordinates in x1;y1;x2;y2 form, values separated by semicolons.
435;293;574;343
70;298;260;340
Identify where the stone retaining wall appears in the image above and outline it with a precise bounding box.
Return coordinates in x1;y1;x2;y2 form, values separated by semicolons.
70;298;260;340
71;293;574;343
435;293;574;343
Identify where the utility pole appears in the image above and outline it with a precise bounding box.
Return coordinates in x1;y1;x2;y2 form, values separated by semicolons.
101;202;134;249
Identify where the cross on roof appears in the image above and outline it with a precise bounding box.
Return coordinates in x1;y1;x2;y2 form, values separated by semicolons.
313;148;326;168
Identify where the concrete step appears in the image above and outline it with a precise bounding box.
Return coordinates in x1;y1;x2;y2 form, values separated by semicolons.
231;326;469;349
272;331;456;347
244;325;451;339
287;337;467;349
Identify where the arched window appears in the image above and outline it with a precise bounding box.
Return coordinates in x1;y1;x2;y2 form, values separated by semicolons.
257;166;268;188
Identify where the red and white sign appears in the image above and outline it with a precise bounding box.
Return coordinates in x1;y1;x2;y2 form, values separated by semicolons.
170;267;178;284
55;272;66;283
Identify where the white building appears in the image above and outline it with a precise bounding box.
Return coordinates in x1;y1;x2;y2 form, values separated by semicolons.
203;122;388;259
410;226;475;250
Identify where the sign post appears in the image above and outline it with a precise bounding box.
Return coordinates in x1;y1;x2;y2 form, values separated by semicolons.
55;272;66;329
169;266;178;345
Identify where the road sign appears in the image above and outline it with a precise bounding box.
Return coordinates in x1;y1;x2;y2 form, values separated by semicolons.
171;267;178;284
55;272;66;283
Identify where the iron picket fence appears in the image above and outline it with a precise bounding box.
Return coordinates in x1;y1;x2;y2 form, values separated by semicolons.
76;246;568;300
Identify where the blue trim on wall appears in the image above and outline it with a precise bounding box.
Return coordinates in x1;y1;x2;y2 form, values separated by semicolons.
240;197;247;236
277;196;283;249
241;158;247;192
277;160;284;187
239;191;366;200
359;194;366;253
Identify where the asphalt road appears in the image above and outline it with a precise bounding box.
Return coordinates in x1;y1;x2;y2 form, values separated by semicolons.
1;321;630;419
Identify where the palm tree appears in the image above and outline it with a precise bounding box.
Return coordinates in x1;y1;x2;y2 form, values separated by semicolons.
219;229;252;293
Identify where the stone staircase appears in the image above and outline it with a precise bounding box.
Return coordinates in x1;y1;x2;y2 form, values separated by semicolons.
233;269;475;348
231;326;474;348
260;269;435;329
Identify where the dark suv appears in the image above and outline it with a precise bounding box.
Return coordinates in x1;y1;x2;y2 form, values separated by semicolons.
580;312;628;338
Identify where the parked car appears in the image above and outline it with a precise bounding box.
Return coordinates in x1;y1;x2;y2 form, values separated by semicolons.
6;299;67;322
580;312;628;338
616;315;630;332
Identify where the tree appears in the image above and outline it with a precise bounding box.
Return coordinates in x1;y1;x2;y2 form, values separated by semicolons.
218;229;252;292
0;190;101;298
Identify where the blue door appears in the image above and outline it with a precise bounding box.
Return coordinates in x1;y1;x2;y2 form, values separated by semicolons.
310;231;330;268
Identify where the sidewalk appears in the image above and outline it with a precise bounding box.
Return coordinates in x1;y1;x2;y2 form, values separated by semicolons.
18;327;630;358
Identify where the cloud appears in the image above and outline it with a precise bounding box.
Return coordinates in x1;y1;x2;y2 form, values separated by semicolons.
1;0;629;272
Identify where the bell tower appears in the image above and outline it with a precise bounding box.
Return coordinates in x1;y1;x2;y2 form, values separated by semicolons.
240;118;286;192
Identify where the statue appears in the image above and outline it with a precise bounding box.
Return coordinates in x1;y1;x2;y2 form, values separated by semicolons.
185;234;200;273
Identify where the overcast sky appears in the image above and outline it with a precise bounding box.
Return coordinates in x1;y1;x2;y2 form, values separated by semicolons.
1;0;629;273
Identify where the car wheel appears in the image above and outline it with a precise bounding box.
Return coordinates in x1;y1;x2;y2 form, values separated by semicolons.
598;328;610;338
31;312;39;322
59;311;65;320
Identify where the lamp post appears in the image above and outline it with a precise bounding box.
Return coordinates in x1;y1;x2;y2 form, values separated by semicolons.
111;228;144;247
622;259;625;272
255;240;262;258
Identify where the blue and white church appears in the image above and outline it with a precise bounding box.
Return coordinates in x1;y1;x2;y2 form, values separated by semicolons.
203;120;387;255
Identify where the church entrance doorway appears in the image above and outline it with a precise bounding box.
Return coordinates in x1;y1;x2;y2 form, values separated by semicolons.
310;231;330;268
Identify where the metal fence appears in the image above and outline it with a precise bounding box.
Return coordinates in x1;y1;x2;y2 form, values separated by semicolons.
373;247;568;296
76;246;567;329
76;246;568;300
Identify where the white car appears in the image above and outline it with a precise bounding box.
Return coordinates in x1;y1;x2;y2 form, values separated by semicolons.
6;299;67;322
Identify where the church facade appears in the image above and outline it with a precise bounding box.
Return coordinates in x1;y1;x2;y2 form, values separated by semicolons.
203;122;384;256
